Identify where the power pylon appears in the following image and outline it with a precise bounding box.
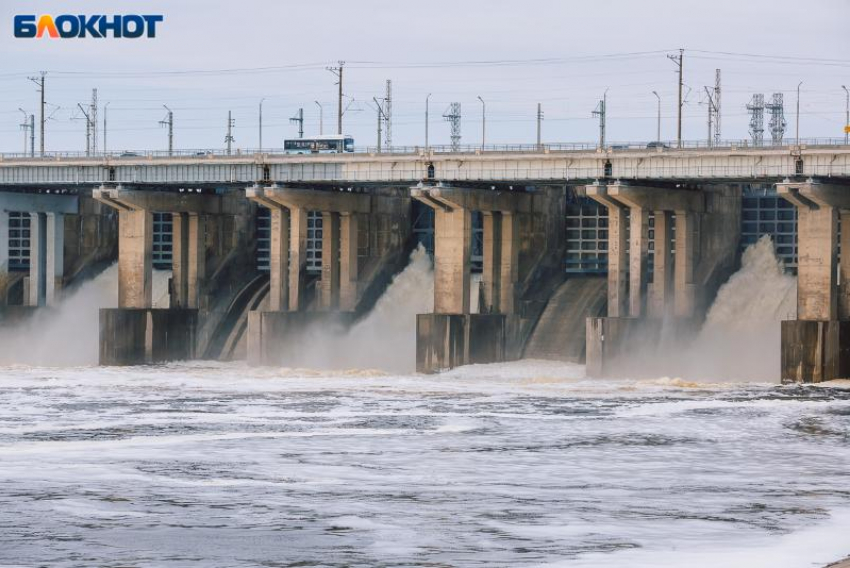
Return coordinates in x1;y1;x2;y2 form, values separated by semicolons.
764;93;787;145
443;103;461;152
747;94;765;147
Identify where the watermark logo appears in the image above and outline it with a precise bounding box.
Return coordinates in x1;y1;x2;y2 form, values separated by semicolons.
14;15;164;38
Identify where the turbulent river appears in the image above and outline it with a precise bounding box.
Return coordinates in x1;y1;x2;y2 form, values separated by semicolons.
1;362;850;567
1;239;850;567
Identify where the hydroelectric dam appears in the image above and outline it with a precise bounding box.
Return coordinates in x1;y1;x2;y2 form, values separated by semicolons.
1;140;849;382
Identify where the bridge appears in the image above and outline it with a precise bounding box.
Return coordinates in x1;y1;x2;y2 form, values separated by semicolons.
0;139;849;186
2;138;850;382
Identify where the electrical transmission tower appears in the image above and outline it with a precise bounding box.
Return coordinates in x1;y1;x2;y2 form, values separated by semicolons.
443;103;461;152
384;80;392;151
592;92;607;149
764;93;787;146
746;94;765;147
290;108;304;138
225;111;235;155
159;105;174;155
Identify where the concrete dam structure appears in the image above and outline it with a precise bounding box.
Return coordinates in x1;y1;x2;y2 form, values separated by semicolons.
1;143;850;381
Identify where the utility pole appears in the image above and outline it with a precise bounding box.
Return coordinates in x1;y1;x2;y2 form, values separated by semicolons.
226;111;235;155
76;103;93;156
18;109;30;155
28;73;46;156
842;85;849;144
536;103;544;149
89;89;98;154
315;101;323;135
477;95;485;149
384;80;392;151
290;108;304;139
667;49;683;147
714;69;722;146
103;102;110;154
326;61;345;135
259;98;265;152
796;82;803;146
652;91;661;142
592;90;607;149
704;85;720;147
372;97;385;152
159;105;174;155
425;93;432;150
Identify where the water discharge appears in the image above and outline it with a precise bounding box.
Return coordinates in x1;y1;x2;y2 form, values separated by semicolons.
272;245;434;373
0;266;170;366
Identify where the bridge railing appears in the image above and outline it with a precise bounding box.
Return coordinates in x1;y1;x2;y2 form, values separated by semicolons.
1;138;848;162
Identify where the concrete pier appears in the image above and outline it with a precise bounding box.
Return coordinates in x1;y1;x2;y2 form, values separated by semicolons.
245;185;410;366
412;185;564;373
93;187;226;364
584;181;741;377
778;181;850;383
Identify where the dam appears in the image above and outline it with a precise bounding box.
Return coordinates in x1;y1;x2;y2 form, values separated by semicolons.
0;141;849;382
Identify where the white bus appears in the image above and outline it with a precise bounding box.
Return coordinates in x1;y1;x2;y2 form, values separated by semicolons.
283;135;354;154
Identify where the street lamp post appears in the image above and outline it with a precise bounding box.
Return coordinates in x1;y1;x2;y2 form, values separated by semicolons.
842;85;849;145
796;82;803;146
652;90;661;142
425;93;432;151
477;95;485;149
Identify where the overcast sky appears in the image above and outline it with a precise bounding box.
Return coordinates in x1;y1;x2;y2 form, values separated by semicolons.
0;0;848;153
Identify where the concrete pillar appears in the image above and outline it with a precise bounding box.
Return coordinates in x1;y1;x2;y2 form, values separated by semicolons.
797;205;839;321
289;207;309;311
45;212;64;306
629;207;649;317
481;212;502;313
0;210;7;305
27;212;46;307
607;204;628;318
187;213;205;309
500;211;520;315
171;213;189;308
268;206;290;312
319;211;340;311
434;206;472;314
674;210;697;318
340;212;358;312
118;209;153;309
839;211;850;320
651;210;673;318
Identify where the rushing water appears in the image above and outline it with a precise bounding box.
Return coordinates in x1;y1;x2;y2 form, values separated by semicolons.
0;362;849;567
1;239;849;566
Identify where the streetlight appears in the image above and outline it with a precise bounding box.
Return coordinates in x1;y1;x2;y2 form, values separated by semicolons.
652;90;661;142
477;95;485;149
258;98;265;152
425;93;432;150
796;82;803;146
315;100;323;135
842;85;849;145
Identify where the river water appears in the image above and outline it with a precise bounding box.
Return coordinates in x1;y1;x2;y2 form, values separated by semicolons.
1;239;850;567
1;362;850;567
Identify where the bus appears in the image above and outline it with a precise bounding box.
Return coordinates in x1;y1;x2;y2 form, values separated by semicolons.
283;135;354;154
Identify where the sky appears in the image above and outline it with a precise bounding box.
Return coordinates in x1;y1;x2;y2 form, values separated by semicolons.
0;0;848;153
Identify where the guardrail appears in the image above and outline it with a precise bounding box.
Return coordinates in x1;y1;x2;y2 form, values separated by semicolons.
0;138;848;161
